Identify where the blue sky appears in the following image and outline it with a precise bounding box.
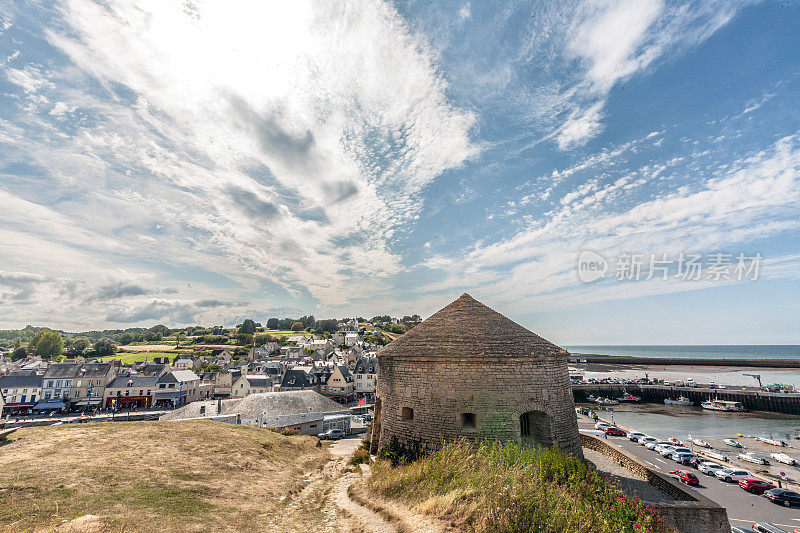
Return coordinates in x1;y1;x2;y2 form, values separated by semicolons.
0;0;799;344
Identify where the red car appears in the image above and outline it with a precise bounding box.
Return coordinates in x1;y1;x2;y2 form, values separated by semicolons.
668;470;699;486
739;478;776;494
603;426;626;437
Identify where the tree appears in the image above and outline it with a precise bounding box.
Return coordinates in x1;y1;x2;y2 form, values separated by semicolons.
266;318;280;330
316;319;338;334
291;321;304;331
253;333;275;346
11;346;26;361
28;329;64;360
65;337;90;357
149;324;171;337
13;337;21;351
93;338;117;357
238;319;256;335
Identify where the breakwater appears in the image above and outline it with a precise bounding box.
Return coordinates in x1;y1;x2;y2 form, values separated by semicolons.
570;354;800;368
573;383;800;415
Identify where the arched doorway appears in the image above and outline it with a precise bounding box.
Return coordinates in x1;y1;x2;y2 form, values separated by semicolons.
519;410;554;448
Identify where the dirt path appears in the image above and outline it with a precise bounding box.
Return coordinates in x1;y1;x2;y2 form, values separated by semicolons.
323;436;450;533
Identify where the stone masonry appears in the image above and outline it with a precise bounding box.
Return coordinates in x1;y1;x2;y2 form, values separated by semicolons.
372;293;582;457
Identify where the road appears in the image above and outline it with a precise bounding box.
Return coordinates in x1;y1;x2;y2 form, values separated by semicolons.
578;417;800;530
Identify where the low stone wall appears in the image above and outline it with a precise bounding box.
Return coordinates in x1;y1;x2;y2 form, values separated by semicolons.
581;433;729;533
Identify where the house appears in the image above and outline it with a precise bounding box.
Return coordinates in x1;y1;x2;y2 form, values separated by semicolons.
287;335;308;346
276;368;319;391
40;363;82;405
307;339;334;355
320;365;354;401
353;356;377;398
136;362;169;377
172;357;195;370
279;346;304;358
153;370;200;408
344;333;360;347
231;374;272;398
0;374;43;414
71;362;116;411
103;375;159;409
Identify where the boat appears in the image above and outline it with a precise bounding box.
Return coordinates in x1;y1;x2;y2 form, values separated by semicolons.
756;436;786;447
616;392;641;402
770;453;798;466
701;399;745;412
664;396;693;406
705;451;729;462
724;439;743;448
738;452;770;465
669;437;685;447
690;437;712;448
586;395;596;402
595;397;619;405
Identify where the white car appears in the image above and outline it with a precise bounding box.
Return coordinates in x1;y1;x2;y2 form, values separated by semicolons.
658;445;678;457
646;440;671;450
670;447;692;457
628;432;648;442
698;462;725;476
715;468;752;482
638;437;658;446
673;452;696;465
595;422;610;430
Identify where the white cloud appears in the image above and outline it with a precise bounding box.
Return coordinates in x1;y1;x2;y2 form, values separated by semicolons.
555;102;604;149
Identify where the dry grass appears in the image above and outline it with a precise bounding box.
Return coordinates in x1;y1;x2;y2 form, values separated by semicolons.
0;421;332;532
370;440;675;533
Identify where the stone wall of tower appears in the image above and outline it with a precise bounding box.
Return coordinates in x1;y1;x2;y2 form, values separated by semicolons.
375;354;582;458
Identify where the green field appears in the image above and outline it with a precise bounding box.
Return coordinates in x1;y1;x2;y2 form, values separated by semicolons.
100;352;179;364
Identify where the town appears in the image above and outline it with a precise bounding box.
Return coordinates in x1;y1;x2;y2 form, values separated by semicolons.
0;316;408;431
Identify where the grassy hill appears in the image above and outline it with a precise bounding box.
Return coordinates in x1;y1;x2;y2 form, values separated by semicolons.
369;441;675;533
0;421;332;532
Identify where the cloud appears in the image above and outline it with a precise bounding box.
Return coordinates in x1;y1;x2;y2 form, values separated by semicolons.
105;299;197;324
95;281;150;300
195;299;233;308
555;103;604;149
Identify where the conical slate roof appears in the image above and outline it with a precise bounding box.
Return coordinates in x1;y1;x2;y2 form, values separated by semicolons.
377;293;566;361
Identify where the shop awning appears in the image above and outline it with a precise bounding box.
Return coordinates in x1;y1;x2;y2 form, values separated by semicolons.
32;400;66;410
73;399;102;406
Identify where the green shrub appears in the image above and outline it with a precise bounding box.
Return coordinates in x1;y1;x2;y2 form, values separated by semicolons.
370;440;673;533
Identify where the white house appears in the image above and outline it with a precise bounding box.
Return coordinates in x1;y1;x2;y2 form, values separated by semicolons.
231;374;272;398
353;356;377;397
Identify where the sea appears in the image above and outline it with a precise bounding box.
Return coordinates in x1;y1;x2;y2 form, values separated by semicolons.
564;345;800;360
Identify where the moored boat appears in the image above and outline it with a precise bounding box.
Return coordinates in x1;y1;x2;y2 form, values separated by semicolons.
616;391;641;402
724;438;743;448
701;399;745;412
770;453;798;466
738;452;769;465
595;397;619;405
690;437;712;448
756;436;785;447
664;396;693;406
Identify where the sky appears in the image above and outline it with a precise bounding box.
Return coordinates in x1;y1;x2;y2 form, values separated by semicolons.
0;0;799;344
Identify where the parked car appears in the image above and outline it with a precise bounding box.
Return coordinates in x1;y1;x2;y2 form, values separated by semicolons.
603;426;626;437
594;422;610;430
668;470;699;486
715;468;752;483
686;379;697;387
669;446;692;457
708;381;717;389
658;445;678;457
646;440;671;450
673;452;697;465
317;429;345;440
730;526;757;533
638;436;658;447
751;523;789;533
698;461;725;476
628;432;648;442
764;488;800;507
738;478;776;494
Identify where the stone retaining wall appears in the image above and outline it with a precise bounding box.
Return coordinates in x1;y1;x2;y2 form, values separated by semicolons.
581;433;729;533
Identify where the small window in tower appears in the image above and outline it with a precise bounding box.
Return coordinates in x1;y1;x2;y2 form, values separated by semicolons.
401;406;414;421
461;413;476;430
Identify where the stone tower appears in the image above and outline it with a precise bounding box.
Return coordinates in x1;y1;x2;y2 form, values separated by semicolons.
371;293;581;457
